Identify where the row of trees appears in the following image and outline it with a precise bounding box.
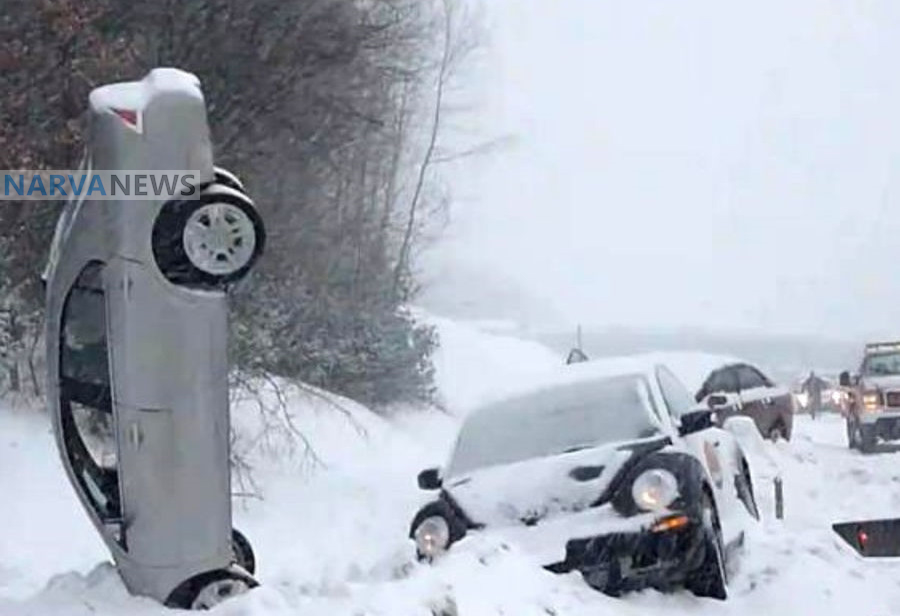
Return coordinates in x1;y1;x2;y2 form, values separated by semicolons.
0;0;481;407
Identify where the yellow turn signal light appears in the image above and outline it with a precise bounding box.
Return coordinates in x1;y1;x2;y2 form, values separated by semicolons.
651;515;690;533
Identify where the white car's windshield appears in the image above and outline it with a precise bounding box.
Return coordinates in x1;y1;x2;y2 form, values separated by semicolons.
447;374;661;476
862;352;900;376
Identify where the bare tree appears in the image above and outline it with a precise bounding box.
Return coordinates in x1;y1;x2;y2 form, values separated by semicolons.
1;0;482;409
392;0;453;299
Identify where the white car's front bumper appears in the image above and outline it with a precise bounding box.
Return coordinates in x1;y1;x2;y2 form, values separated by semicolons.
476;506;660;565
859;410;900;426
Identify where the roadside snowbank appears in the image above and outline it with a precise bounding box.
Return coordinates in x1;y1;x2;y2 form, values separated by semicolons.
0;408;107;602
426;314;562;413
2;319;899;615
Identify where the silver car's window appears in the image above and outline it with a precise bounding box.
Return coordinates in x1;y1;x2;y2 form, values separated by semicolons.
448;374;661;476
59;262;122;535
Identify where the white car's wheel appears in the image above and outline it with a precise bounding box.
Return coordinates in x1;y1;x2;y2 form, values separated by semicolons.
685;491;727;600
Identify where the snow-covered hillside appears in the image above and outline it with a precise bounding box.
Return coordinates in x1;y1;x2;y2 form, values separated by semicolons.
426;314;562;413
1;319;898;615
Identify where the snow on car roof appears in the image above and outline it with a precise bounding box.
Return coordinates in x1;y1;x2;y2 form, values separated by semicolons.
89;68;202;112
470;350;743;413
467;354;661;415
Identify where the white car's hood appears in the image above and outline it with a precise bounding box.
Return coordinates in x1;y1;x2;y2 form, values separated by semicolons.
442;438;673;564
861;375;900;390
444;439;660;528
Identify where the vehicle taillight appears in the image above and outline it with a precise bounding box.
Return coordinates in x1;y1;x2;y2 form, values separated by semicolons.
857;528;869;552
111;108;140;131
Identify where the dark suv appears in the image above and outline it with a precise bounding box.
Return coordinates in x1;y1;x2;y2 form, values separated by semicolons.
694;362;794;441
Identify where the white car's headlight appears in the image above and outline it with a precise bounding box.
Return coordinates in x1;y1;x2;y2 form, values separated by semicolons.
414;515;450;558
631;468;679;511
862;390;883;411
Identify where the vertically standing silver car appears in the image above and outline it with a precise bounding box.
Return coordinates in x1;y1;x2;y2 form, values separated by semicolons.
44;68;264;609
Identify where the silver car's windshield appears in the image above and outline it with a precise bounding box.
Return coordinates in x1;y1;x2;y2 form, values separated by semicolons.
447;374;661;476
862;352;900;376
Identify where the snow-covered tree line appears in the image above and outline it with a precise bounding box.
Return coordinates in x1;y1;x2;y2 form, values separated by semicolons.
0;0;480;406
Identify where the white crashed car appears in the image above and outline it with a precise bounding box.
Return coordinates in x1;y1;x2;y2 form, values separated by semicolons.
409;358;760;600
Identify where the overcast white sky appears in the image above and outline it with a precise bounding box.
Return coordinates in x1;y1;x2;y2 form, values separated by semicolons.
433;0;900;338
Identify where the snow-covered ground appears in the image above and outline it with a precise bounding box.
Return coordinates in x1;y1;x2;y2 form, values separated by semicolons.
1;319;899;615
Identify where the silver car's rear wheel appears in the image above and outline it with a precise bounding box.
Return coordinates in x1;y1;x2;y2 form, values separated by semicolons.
190;574;252;610
231;528;256;574
183;201;257;276
165;568;258;610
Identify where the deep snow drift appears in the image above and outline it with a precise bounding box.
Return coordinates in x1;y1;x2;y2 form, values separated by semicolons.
1;319;899;615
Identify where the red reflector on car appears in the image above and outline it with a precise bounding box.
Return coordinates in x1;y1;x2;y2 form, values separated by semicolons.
111;108;139;129
833;519;900;557
858;529;869;549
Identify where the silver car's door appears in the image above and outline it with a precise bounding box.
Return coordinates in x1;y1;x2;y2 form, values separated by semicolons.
105;258;231;568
